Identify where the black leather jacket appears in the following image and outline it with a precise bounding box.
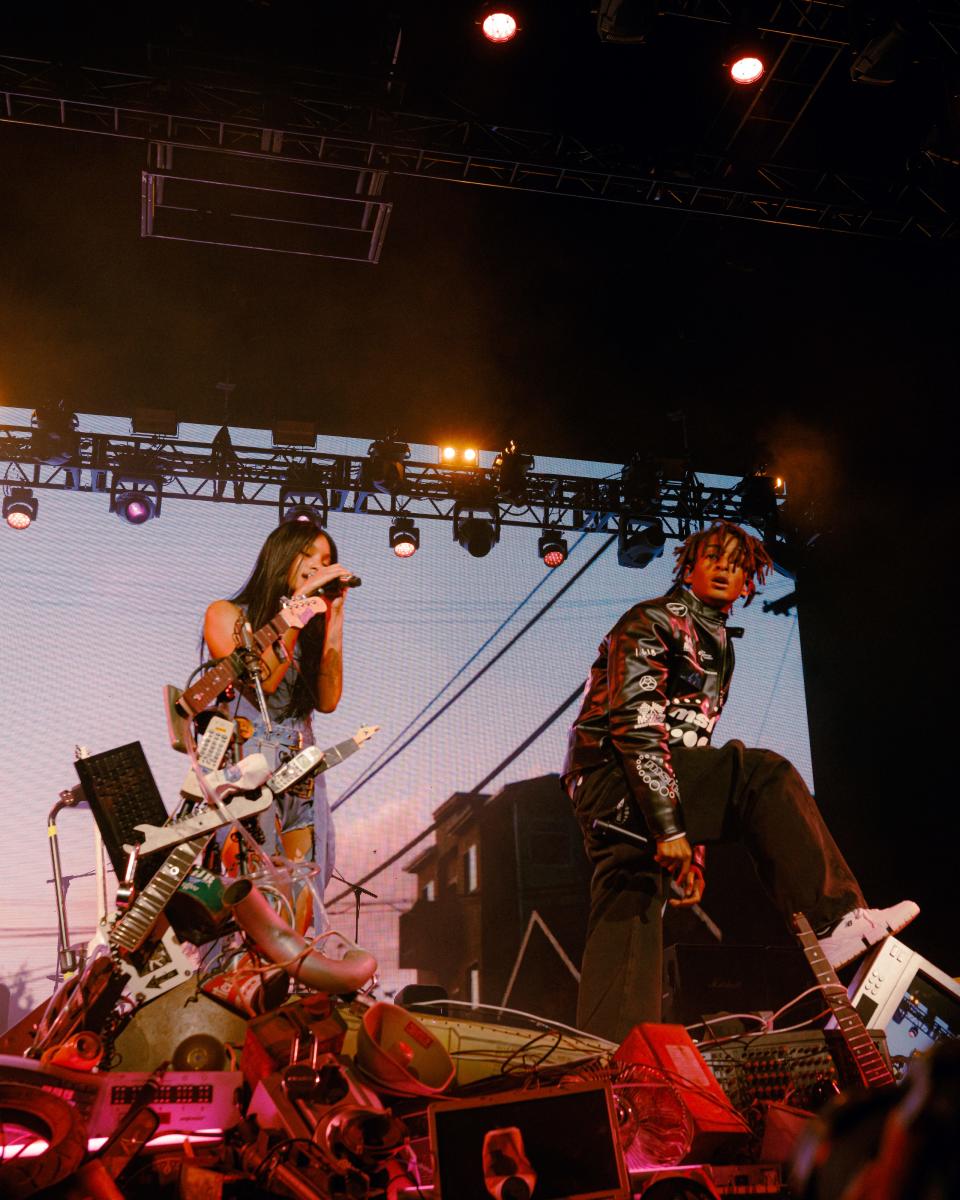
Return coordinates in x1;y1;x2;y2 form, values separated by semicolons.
562;586;734;840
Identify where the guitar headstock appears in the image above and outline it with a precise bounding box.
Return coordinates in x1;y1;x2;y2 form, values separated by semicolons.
353;724;380;745
791;911;815;938
281;595;328;628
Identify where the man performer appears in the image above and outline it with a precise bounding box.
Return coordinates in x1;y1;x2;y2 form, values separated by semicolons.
562;520;918;1044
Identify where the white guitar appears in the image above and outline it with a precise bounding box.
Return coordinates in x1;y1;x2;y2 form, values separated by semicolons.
110;725;379;953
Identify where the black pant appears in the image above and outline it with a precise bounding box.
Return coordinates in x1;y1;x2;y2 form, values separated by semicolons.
568;740;866;1044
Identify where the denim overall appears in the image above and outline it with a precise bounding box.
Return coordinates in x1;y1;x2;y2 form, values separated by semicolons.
230;641;336;890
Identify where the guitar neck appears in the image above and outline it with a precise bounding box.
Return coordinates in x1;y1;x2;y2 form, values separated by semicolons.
316;735;362;774
111;837;205;953
792;913;896;1089
178;601;320;717
113;724;372;953
250;607;300;655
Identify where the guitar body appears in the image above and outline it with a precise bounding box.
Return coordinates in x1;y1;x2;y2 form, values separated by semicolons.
85;922;195;1004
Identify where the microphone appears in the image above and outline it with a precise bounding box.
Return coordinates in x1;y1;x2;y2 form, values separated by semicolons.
320;574;362;596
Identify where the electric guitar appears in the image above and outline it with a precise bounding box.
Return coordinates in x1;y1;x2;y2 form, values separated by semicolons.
791;912;896;1089
176;594;328;718
109;725;379;954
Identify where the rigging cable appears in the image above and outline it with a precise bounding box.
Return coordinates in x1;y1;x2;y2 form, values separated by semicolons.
326;682;585;906
331;531;616;813
335;533;591;802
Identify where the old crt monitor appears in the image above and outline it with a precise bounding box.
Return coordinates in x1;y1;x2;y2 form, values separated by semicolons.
428;1080;628;1200
848;935;960;1062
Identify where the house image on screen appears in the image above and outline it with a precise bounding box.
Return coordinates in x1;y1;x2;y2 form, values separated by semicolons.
398;774;593;1025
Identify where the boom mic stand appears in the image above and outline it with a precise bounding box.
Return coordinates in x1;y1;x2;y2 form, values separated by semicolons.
332;872;377;942
48;784;88;978
240;621;273;733
592;819;723;942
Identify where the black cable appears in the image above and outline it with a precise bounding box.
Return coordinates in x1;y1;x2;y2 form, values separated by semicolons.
326;683;585;906
332;531;616;812
336;531;594;804
467;684;585;796
499;1029;565;1076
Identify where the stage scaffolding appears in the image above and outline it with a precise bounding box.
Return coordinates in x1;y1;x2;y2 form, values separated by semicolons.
1;43;957;242
0;423;768;540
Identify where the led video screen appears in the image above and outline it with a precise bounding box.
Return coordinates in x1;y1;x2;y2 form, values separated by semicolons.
0;409;812;1028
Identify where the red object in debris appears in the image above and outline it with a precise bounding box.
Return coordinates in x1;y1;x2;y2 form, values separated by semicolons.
614;1023;751;1159
390;1040;415;1066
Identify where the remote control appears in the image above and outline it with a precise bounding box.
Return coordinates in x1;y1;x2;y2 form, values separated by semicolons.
180;717;236;797
196;717;235;769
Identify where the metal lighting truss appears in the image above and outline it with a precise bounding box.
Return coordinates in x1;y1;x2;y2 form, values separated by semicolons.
661;1;960;161
0;424;763;540
0;48;956;239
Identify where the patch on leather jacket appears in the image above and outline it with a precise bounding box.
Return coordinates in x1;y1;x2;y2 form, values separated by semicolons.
635;754;677;799
635;701;666;728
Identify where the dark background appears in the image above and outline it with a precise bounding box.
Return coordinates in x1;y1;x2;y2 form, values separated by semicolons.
1;1;956;968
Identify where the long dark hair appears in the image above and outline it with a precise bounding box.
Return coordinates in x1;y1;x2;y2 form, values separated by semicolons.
232;520;339;719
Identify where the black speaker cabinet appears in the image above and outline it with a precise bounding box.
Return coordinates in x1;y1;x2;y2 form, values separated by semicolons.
662;943;815;1026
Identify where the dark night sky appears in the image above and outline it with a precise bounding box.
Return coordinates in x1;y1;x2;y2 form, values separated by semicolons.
1;1;957;965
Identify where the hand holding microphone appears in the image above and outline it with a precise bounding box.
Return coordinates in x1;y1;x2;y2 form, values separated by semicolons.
294;563;362;600
319;572;362;597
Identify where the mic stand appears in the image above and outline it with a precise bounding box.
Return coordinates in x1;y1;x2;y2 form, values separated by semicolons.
48;785;87;978
591;819;723;942
241;621;273;734
333;872;377;942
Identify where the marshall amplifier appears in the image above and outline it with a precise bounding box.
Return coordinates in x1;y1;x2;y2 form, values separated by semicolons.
663;943;816;1026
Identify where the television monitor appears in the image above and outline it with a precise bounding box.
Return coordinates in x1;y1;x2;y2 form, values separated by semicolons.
428;1080;629;1200
847;935;960;1062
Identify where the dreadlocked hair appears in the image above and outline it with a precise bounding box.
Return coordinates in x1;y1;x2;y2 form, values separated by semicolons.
672;521;774;607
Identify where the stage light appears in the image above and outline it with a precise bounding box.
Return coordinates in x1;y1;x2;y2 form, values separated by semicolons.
438;445;481;469
479;8;519;43
279;486;328;526
30;402;80;468
538;529;568;568
851;20;911;85
285;504;321;523
596;0;655;44
454;503;499;558
363;434;411;495
110;472;162;524
458;518;496;557
3;487;38;530
113;489;156;524
621;452;661;510
493;440;534;503
738;473;778;532
390;516;420;558
617;517;665;569
730;53;765;85
112;488;157;524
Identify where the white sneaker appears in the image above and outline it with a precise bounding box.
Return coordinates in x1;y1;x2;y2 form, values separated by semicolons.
818;901;920;969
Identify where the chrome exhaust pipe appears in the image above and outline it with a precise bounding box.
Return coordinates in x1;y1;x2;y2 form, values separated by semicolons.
223;877;377;994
